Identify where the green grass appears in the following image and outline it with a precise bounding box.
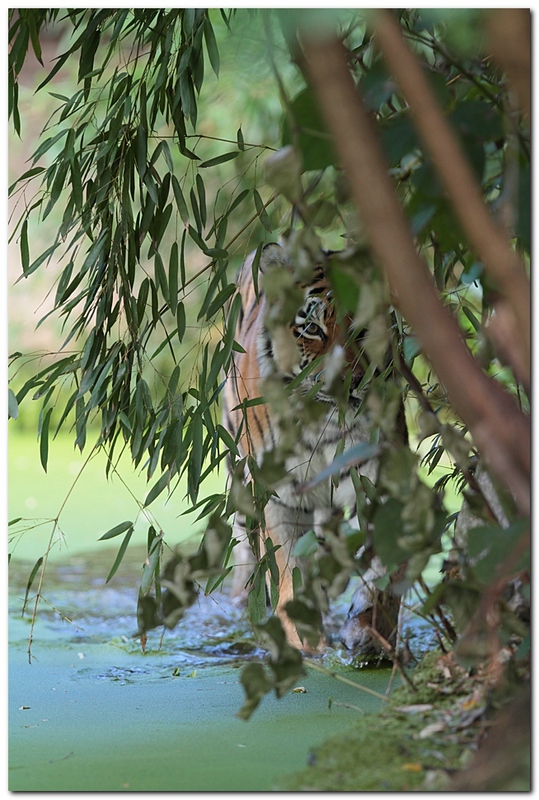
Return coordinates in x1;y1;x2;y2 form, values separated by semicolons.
8;429;224;563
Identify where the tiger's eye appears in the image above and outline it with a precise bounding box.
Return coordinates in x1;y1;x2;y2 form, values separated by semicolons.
304;322;320;335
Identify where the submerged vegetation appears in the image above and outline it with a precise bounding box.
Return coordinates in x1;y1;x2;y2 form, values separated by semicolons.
9;9;530;790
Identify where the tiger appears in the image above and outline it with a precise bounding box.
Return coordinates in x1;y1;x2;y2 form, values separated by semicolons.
223;242;404;652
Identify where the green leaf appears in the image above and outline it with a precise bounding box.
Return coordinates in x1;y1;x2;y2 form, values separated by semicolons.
253;189;272;232
410;203;436;235
361;59;395;111
237;127;244;151
196;173;207;229
462;306;481;332
216;423;239;457
39;407;52;472
329;266;360;316
143;171;159;206
421;581;448;617
282;86;337;171
75;396;86;452
187;223;210;254
203;16;220;77
8;166;45;195
22;556;43;616
20;219;29;272
372;498;409;568
301;443;380;492
264;536;281;588
292;530;319;558
189;413;203;502
137;592;162;635
255;615;305;696
176;302;186;342
227;188;250;218
247;570;268;627
468;519;529;582
403;334;422;363
144;470;171;507
169;242;179;315
284;596;323;650
450;99;504;145
105;527;135;583
99;520;134;541
8;389;19;420
205;565;233;595
205;283;236;320
140;531;163;595
380;110;419;167
154;252;169;302
17;244;56;281
199;151;239;169
237;662;274;721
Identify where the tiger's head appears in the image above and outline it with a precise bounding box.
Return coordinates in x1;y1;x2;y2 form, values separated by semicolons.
258;242;372;403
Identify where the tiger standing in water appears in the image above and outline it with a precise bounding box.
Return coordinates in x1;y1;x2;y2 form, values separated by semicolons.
223;242;404;652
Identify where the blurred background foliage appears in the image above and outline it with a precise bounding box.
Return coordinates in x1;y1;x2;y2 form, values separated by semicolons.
8;8;529;674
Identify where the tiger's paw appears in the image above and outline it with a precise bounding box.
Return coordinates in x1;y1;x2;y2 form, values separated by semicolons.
339;584;401;655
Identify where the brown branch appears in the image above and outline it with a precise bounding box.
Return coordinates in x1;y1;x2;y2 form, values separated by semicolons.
368;627;417;693
372;10;530;389
301;34;530;517
418;577;457;644
486;9;531;122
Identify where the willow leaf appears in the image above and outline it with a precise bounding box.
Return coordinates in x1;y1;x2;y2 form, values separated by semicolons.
105;528;134;583
199;151;239;169
39;407;52;472
22;556;44;616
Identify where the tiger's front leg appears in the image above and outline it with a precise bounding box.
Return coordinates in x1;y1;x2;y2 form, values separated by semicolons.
260;498;315;651
230;512;257;602
339;557;403;654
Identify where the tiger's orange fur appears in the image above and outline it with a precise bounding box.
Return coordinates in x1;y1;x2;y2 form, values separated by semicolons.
223;243;395;650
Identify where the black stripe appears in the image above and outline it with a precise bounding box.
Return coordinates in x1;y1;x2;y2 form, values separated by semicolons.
241;297;261;338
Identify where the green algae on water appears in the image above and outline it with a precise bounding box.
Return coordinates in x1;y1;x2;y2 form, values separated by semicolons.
276;650;479;792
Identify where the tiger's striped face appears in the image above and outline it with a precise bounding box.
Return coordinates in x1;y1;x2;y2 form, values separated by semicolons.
286;267;367;400
224;242;373;461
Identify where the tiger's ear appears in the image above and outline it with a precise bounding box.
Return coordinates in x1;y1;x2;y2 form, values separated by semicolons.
259;242;288;273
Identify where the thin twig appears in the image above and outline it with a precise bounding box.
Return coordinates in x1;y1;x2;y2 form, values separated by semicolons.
386;597;406;696
38;596;130;652
368;627;417;694
331;700;365;714
419;577;457;643
304;659;389;702
27;443;99;663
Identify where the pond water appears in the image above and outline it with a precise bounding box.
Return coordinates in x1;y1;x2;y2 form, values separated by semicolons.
8;430;442;791
9;550;418;792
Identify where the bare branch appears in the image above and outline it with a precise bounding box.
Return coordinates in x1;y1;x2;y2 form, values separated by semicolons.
372;10;530;388
486;9;531;122
301;34;530;516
